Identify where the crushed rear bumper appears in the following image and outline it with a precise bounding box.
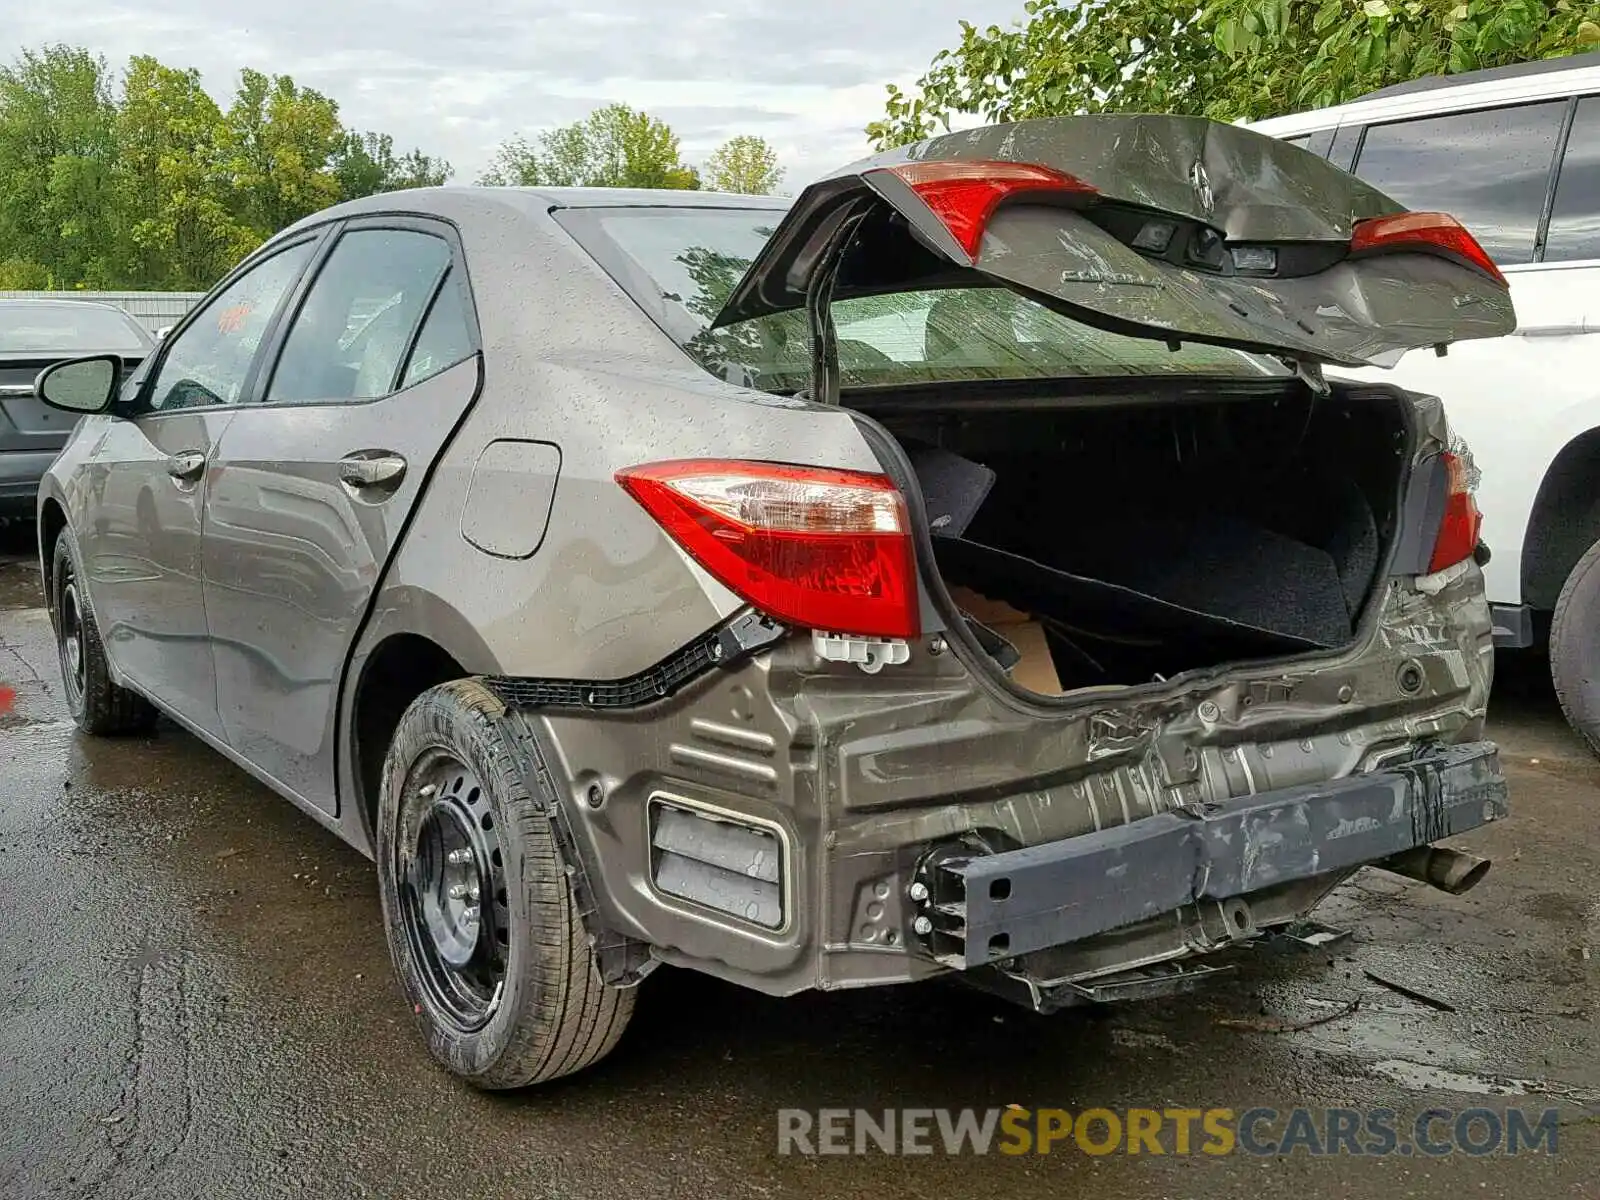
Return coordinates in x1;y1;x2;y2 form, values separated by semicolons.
928;740;1507;969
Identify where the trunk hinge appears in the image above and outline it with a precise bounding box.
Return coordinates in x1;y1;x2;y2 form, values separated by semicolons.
1279;355;1331;396
804;200;874;406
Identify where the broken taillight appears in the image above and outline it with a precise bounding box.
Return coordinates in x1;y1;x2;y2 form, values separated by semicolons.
877;160;1099;261
1429;451;1483;574
1349;212;1507;287
616;459;920;640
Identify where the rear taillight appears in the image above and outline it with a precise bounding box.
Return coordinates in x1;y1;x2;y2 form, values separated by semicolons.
1350;212;1507;286
1429;451;1482;574
877;160;1099;261
616;459;920;640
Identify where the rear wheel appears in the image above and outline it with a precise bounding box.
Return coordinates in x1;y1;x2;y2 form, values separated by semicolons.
51;528;156;736
377;679;634;1088
1550;535;1600;758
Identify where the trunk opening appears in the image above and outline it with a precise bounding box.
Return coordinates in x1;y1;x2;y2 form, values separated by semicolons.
853;380;1412;693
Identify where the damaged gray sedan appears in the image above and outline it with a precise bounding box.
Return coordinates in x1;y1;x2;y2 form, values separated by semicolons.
34;114;1511;1088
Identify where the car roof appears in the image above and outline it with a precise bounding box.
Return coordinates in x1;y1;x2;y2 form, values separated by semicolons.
508;187;792;210
1361;51;1600;101
1249;52;1600;136
0;297;136;315
275;185;791;240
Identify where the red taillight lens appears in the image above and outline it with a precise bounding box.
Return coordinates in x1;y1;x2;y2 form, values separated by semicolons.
616;459;920;640
1429;451;1482;574
879;160;1099;261
1350;212;1507;286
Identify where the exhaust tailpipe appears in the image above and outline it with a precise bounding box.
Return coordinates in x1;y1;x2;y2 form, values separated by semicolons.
1379;846;1491;895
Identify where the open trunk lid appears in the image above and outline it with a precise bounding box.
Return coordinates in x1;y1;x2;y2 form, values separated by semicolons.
711;115;1514;373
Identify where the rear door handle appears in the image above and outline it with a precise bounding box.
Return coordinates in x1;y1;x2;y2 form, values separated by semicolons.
166;451;206;481
339;453;407;489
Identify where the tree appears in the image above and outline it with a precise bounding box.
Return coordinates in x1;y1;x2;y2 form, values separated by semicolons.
0;44;450;290
0;45;119;287
331;130;452;200
113;56;253;290
222;69;346;239
704;135;783;195
867;0;1600;149
479;104;699;189
0;258;51;289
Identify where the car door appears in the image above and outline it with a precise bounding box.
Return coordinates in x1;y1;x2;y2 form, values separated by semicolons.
75;238;319;739
1331;98;1580;607
200;219;480;813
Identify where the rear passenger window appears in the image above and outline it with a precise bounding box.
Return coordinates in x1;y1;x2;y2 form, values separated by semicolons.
1352;101;1567;264
399;272;475;389
1545;96;1600;262
1328;124;1363;171
1303;128;1335;159
265;228;451;405
1282;129;1334;159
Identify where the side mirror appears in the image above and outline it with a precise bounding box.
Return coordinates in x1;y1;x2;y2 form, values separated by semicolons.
35;355;120;415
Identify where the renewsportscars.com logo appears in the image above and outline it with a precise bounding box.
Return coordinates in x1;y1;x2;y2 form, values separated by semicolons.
776;1106;1562;1157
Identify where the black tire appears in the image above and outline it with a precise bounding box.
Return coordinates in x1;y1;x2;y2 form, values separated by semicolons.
377;679;634;1088
1551;535;1600;757
50;527;157;736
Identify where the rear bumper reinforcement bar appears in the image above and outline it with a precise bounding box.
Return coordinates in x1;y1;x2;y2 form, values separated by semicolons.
483;610;784;712
937;740;1508;969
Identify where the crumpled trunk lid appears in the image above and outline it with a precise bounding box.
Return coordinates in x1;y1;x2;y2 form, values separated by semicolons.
712;115;1515;371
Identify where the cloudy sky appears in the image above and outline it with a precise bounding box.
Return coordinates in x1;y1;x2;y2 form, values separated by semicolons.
12;0;1029;187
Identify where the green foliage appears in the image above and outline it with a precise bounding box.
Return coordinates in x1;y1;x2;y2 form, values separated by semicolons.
113;56;251;291
0;45;119;288
0;43;453;290
0;258;52;289
222;69;348;238
331;130;453;200
868;0;1600;149
704;135;785;195
478;104;701;189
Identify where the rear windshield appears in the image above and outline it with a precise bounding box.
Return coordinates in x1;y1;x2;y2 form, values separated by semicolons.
558;206;1284;391
0;304;148;354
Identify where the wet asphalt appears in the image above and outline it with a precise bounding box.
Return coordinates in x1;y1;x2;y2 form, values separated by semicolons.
0;526;1596;1200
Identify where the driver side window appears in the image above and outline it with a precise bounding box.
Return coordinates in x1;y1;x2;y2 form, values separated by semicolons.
144;241;315;413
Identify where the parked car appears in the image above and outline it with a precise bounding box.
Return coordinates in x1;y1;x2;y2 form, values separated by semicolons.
1248;54;1600;754
0;298;152;513
35;116;1512;1089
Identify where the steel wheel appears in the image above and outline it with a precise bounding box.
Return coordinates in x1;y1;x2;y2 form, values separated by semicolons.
396;752;512;1032
378;679;635;1087
57;565;86;710
49;527;156;736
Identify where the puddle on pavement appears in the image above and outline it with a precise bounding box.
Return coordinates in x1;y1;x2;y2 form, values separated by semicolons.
1370;1059;1533;1096
0;723;75;834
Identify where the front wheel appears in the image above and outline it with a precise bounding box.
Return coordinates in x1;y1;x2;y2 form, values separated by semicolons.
51;528;156;736
376;679;635;1088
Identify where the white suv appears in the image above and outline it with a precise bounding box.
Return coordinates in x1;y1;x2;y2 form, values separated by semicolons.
1252;55;1600;753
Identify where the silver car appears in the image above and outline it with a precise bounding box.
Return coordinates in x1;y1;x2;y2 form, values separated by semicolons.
0;298;152;513
34;115;1513;1089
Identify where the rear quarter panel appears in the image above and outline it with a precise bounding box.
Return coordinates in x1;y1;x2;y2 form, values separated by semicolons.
368;199;884;684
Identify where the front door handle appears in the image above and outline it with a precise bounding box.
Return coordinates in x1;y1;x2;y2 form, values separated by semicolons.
339;453;407;489
166;451;206;481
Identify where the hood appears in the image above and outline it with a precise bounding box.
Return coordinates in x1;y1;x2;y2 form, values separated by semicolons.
710;115;1515;370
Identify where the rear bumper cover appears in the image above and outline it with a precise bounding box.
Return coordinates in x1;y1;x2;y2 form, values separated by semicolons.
937;740;1507;969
